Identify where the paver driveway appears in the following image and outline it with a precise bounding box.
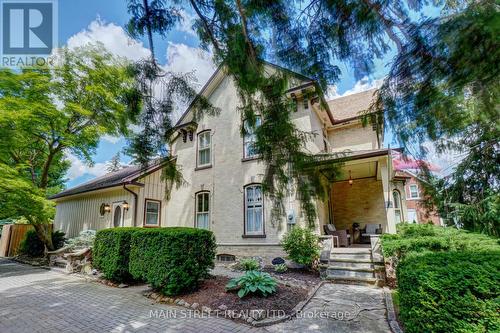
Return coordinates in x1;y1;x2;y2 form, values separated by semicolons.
0;258;391;333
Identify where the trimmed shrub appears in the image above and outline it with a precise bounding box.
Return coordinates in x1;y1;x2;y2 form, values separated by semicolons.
381;223;499;258
20;229;66;257
280;227;320;267
93;228;141;282
397;251;500;333
226;271;277;298
129;227;216;295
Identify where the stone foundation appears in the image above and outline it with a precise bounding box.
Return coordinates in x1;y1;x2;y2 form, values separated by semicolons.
216;244;286;265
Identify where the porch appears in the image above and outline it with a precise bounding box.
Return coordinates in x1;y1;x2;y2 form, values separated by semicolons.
316;149;399;245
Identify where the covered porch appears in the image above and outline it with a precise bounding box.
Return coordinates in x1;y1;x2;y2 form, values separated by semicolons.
317;149;400;246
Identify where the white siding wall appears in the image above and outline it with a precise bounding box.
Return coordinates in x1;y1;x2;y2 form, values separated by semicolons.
54;189;134;238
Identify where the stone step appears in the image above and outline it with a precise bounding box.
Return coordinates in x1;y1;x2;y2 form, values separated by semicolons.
325;275;378;285
329;260;374;269
53;258;68;268
330;253;372;261
327;267;375;279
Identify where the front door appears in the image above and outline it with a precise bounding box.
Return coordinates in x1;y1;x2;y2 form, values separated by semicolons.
112;203;124;227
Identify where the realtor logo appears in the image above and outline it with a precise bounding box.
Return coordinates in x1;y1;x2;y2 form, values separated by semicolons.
1;0;57;55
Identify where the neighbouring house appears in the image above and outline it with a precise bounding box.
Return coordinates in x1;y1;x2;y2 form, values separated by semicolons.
52;63;412;261
393;169;443;226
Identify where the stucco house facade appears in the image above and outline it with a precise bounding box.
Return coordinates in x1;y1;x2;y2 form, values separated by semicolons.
52;64;411;260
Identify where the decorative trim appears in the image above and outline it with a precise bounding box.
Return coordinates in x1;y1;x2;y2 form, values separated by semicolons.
194;165;212;171
143;198;161;227
241;234;266;239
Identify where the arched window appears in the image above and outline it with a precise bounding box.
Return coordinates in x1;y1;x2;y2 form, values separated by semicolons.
195;191;210;229
197;130;211;167
244;184;264;236
393;190;402;223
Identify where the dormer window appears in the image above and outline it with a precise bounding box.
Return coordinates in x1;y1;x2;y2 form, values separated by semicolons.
197;130;211;168
243;116;261;159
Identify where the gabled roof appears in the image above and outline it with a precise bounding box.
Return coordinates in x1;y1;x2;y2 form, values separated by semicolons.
174;61;334;129
50;159;168;200
327;89;378;124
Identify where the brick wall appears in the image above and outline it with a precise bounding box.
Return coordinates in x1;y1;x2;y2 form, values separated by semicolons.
332;178;388;232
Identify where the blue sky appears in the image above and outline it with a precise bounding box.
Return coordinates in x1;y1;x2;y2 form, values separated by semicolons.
56;1;445;188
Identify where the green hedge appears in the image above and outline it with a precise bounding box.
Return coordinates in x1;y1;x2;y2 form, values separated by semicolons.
129;227;216;295
93;228;141;282
381;223;499;258
397;251;500;333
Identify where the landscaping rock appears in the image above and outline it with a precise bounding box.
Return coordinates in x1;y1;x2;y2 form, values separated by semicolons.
178;300;185;306
272;257;285;265
218;304;228;311
117;283;128;288
183;302;190;308
250;309;266;321
246;317;254;324
191;303;199;309
201;306;211;313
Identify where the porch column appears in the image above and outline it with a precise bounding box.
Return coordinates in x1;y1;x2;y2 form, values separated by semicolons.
380;161;397;234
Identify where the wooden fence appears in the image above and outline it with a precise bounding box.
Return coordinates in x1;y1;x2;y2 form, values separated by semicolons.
0;224;36;257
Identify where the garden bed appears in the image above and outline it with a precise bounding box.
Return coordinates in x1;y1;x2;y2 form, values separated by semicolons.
145;275;312;325
262;267;321;287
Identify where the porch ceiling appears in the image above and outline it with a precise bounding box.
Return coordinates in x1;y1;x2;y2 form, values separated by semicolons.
335;161;378;182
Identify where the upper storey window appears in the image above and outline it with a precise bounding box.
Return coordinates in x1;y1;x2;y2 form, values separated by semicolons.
197;131;211;167
243;116;261;159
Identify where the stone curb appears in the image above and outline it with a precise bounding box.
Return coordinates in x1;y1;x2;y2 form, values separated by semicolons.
383;287;403;333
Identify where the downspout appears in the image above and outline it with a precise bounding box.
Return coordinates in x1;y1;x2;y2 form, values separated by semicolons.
123;184;138;227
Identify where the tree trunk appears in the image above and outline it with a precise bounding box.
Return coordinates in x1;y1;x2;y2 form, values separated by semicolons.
40;150;56;190
33;224;54;252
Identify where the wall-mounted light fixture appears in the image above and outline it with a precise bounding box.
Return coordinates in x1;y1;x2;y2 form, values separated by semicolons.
348;170;353;186
100;203;111;216
122;201;130;211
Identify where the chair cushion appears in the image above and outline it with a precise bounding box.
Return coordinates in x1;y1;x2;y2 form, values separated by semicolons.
326;224;336;232
365;224;379;234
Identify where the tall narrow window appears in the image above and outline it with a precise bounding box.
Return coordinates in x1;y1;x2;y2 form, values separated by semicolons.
243;116;261;159
409;184;419;199
144;199;160;226
393;190;402;224
195;192;210;229
197;131;211;167
245;184;264;235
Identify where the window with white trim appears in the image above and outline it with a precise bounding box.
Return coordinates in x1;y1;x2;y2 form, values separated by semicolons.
145;200;160;226
409;184;419;198
245;184;264;235
243;116;261;158
407;209;418;223
393;190;402;224
197;131;211;167
195;192;210;229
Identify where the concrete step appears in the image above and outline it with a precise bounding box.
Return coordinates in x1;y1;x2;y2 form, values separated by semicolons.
327;267;375;279
329;260;374;269
325;275;378;285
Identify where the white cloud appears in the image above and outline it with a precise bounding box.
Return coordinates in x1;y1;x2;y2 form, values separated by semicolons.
67;19;151;61
326;76;384;99
101;135;122;144
177;10;197;37
65;153;109;181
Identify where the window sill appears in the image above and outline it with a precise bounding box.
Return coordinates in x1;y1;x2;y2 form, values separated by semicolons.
143;225;160;228
242;234;266;238
195;165;212;171
241;156;261;162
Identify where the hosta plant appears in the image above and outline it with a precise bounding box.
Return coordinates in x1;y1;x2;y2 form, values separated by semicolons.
238;258;260;271
226;271;277;298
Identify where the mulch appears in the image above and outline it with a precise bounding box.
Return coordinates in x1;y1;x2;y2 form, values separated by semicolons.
262;267;321;285
179;275;308;316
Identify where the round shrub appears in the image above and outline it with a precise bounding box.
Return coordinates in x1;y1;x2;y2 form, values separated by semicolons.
129;227;216;296
93;227;142;282
280;226;320;267
238;258;260;271
20;229;66;257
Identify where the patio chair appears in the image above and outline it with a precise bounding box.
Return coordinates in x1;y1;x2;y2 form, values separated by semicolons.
359;223;382;244
323;224;351;247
